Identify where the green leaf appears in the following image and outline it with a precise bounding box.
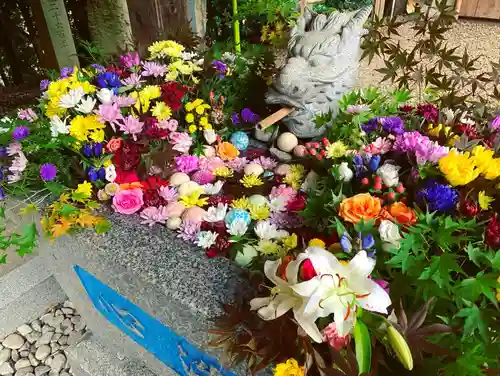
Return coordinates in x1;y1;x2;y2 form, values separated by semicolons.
95;219;111;235
353;320;371;375
456;305;488;342
17;247;33;257
0;206;5;219
0;254;6;264
13;223;37;248
58;204;78;218
335;217;347;237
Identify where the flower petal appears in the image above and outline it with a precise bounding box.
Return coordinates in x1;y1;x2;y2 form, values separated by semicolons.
357;280;392;314
286;253;309;285
290;278;321;297
293;308;323;343
250;297;272;311
348;250;375;278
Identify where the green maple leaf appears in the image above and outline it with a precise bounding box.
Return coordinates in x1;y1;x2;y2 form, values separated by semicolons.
456;273;499;308
0;254;6;264
419;254;462;290
465;243;487;267
17;247;33;257
58;204;78;218
456;305;488;342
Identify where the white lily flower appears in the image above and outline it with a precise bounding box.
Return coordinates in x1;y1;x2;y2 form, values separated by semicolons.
75;96;97;114
227;218;248;236
59;87;85;108
202;180;224;195
254;220;286;240
50;116;69;137
97;88;114;104
203;203;228;222
291;247;392;341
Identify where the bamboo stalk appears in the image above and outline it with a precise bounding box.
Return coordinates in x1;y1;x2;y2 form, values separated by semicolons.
257;108;294;130
233;0;241;53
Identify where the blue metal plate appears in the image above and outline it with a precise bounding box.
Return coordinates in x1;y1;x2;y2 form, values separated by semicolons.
74;265;235;376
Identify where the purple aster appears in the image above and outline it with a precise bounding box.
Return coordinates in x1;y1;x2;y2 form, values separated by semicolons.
59;66;74;78
415;141;449;165
340;232;352;253
381;117;405;135
18;109;38;122
212;60;227;74
40;79;50;91
490;116;500;132
231;112;241;125
361;117;380;133
418;180;458;213
91;64;106;72
241;108;260;124
141;61;168;78
40;163;57;181
0;146;7;158
175;155;199;174
0;188;5;200
191;169;215;185
12;126;30;140
269;212;303;228
226;156;248;172
252;156;278;170
178;220;201;242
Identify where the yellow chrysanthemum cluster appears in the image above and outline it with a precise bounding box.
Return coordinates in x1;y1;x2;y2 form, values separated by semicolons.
438;146;500;186
240;175;264;188
69;115;105;142
283;164;306;190
185;99;212;134
166;60;202;82
179;189;208;208
151;102;172;120
130;85;161;113
148;40;185;59
45;68;96;117
274;359;304;376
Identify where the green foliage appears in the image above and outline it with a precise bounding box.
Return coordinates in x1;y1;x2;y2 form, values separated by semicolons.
0;205;37;263
362;0;500;113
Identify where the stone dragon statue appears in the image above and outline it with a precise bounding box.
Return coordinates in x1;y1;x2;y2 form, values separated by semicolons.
266;6;372;138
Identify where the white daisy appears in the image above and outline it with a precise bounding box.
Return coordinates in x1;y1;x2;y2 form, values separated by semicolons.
254;220;289;240
202;181;224;195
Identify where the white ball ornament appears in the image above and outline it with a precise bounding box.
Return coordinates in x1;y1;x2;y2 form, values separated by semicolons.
249;194;268;206
167;217;182;230
178;181;201;196
244;163;264;176
277;132;298;152
169;172;190;187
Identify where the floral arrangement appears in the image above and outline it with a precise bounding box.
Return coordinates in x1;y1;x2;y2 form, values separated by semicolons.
0;38;499;375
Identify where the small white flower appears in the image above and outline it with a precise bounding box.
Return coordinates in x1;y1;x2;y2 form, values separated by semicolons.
202;181;224;195
254;220;285;240
97;88;114;104
377;163;400;187
268;196;287;212
59;87;85;108
195;231;219;249
227;218;248;236
204;203;228;222
338;162;353;182
203;129;217;144
235;245;258;267
105;164;117;182
50;116;69;137
379;220;402;249
75;96;97;114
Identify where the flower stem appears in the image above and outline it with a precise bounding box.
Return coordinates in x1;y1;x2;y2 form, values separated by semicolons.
232;0;241;53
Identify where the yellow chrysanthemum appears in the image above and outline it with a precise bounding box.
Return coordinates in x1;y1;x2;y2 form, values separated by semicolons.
257;239;280;256
483;158;500;180
199;117;208;126
165;70;178;81
74;181;92;199
438;150;480;186
148;40;185;59
289;164;305;177
283;167;305;190
179;190;208;208
185;102;195;112
472;145;495;174
478;191;494;211
103;160;112;168
195;106;206;115
326;141;347;159
192;99;203;107
308;238;326;248
240;175;264;188
151;102;172;120
45;100;66;118
282;233;298;250
70;80;96;94
188;125;197;133
89;129;105;143
47;78;71;100
185;113;195;123
69;115;104;142
203;123;213;130
214;167;234;178
231;197;249;210
249;204;270;220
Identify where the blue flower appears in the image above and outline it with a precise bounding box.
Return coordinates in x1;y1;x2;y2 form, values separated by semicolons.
91;64;106;73
88;167;99;182
340;232;352;253
82;144;93;158
212;60;227;74
418;180;459;213
241;108;260;124
231;112;241;125
96;72;121;90
40;79;50;91
0;188;5;200
93;143;103;157
98;168;105;181
12;126;30;140
361;117;380;133
353;154;366;176
381;117;405;135
59;67;74;78
0;146;7;158
361;233;375;249
369;155;381;172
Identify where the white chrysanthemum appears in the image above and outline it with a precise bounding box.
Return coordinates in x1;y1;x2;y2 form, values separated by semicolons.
268;196;287;212
202;181;224;195
75;96;96;114
227;218;248;236
254;220;285;240
195;231;218;249
59;87;85;108
50;116;69;137
203;203;228;223
96;88;114;104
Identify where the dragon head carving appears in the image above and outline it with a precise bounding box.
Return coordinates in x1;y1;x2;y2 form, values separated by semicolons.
266;7;372;138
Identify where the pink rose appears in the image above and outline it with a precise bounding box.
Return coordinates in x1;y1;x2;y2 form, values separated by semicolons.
322;323;350;351
165;201;186;218
112;188;144;215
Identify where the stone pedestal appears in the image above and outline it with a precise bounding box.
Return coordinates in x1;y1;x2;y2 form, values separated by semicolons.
47;212;248;375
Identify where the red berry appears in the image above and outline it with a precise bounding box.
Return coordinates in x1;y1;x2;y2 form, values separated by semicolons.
313;142;320;148
395;184;405;193
310;149;317;156
320;149;326;156
387;192;396;200
375;176;382;183
361;178;369;185
316;154;323;160
374;183;382;190
305;142;312;148
322;138;330;146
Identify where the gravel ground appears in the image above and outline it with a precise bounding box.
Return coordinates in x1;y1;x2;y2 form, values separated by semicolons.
359;18;500;89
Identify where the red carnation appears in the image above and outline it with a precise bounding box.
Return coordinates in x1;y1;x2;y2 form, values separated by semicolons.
144;117;169;139
207;195;233;206
143;189;166;207
485;215;500;249
300;259;317;281
113;141;141;170
461;198;479;217
114;168;139;184
286;194;307;212
161;82;188;111
142;176;169;190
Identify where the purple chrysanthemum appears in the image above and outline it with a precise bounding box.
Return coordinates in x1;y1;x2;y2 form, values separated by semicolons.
40;163;57;181
361;117;380;133
12;126;30;140
381;117;405;135
40;79;50;91
191;169;215;185
175;155;199;174
418;180;458;213
490;116;500;132
91;64;106;72
177;220;201;242
59;66;74;78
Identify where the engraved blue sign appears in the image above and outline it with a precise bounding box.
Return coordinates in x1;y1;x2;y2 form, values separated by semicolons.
74;265;235;376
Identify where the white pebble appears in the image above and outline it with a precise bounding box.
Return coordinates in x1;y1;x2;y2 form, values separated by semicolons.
30;322;41;333
34;346;50;361
14;359;31;370
15;366;34;375
49;354;65;373
277;132;298;153
60;308;73;316
16;326;32;337
0;361;13;375
11;350;19;362
40;327;53;335
25;332;40;345
34;365;50;376
2;334;25;350
28;354;38;367
62;301;73;309
0;349;10;365
35;333;52;347
19;351;29;358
